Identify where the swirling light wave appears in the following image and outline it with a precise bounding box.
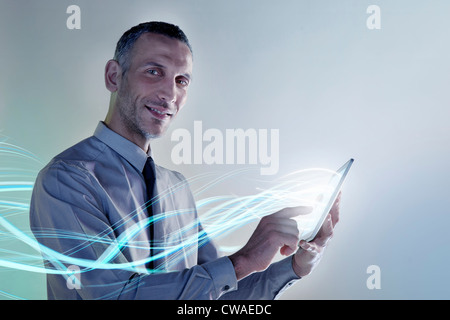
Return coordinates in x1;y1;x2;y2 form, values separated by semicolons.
0;138;337;298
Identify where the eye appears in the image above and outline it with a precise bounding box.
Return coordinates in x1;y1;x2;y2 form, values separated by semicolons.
176;78;190;87
147;69;160;76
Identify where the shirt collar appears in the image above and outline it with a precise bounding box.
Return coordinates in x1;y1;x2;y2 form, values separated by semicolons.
93;121;149;172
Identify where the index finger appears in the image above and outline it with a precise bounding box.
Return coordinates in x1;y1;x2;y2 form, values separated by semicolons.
272;206;314;219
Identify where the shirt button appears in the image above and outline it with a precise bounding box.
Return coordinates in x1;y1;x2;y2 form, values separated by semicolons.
222;285;230;291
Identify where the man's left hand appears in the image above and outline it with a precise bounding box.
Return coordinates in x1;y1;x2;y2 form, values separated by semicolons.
292;192;341;277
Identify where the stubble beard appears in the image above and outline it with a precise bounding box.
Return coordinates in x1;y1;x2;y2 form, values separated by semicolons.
117;86;162;141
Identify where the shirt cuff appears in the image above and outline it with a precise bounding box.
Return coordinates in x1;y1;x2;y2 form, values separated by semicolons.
202;256;237;299
272;256;301;299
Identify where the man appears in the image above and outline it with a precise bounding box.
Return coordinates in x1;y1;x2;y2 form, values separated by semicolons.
30;21;340;300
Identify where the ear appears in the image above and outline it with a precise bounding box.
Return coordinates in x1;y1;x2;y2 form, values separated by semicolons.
104;59;122;92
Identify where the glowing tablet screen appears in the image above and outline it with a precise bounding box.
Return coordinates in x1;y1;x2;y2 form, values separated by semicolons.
294;158;354;242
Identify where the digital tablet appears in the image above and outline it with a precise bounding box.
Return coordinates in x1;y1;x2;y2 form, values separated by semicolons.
296;158;354;242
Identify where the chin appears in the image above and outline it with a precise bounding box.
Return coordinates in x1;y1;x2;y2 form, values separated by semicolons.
142;130;161;140
141;120;170;140
145;127;167;140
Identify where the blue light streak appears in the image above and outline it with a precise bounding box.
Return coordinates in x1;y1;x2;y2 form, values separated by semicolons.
0;138;337;299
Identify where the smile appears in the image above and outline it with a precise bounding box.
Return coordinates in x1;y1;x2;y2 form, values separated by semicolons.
146;106;173;119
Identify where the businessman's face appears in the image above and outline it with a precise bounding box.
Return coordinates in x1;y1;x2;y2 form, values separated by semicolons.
111;32;193;143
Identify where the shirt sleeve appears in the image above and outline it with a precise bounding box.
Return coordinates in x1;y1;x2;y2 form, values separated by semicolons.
219;256;300;300
29;161;237;300
196;224;300;300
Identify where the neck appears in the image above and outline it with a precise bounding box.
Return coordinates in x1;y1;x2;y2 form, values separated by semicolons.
104;114;151;155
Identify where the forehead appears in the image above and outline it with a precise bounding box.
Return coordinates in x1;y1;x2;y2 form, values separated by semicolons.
129;32;193;71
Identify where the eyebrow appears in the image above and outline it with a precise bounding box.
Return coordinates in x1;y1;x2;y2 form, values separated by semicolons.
142;61;192;81
143;61;165;69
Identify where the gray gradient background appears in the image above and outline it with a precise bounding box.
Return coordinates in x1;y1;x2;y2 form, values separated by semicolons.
0;0;449;299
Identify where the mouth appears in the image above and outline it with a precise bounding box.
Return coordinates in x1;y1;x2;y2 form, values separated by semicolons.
145;105;174;120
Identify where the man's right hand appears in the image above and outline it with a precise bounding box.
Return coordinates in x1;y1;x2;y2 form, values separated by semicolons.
228;206;313;280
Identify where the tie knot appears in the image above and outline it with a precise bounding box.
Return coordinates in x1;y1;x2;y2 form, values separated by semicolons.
143;156;156;182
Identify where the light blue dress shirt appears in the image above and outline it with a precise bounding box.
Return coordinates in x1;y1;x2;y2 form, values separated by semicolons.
29;122;299;300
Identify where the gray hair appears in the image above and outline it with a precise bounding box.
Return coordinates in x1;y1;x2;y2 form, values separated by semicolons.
113;21;192;76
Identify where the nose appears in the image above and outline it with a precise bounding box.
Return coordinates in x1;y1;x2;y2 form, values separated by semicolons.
157;78;177;104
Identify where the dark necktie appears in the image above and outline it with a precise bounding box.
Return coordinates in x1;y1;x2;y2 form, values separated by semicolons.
142;156;156;270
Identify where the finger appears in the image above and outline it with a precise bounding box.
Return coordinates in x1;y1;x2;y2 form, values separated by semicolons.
314;215;334;247
277;217;301;229
331;192;341;210
266;229;299;256
299;240;316;253
329;196;341;227
261;215;299;230
280;244;296;256
262;220;299;236
272;206;313;219
283;233;301;255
